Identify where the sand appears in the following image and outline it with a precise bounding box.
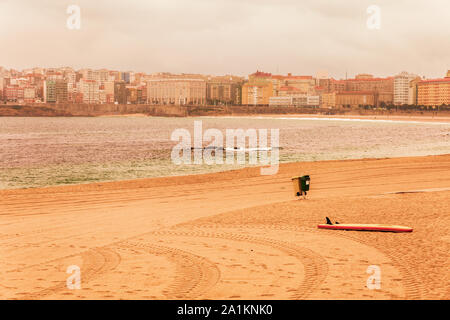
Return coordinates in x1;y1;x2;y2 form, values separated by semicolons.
0;154;449;300
217;113;450;124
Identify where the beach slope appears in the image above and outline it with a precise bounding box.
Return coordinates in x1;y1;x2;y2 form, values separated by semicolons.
0;155;449;300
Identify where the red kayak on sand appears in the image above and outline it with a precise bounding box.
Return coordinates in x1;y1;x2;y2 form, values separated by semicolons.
318;223;413;233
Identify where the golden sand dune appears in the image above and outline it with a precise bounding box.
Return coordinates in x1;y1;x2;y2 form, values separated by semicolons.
0;155;449;300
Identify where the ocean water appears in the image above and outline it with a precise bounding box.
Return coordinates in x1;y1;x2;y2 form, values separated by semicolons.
0;116;449;189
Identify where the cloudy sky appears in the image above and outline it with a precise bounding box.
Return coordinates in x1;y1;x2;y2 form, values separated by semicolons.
0;0;449;78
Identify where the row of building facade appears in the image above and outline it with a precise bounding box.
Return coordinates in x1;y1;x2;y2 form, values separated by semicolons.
1;66;449;108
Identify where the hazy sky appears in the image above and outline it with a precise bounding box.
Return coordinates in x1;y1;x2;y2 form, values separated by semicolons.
1;0;449;78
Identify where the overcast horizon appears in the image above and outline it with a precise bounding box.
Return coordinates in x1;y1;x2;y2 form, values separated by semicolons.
1;0;449;79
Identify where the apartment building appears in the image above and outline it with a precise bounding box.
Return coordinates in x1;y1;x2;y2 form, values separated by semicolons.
23;86;36;103
269;94;320;107
321;91;376;109
55;80;68;103
114;81;127;104
79;79;100;104
416;72;450;106
317;74;393;106
242;79;273;106
101;81;115;103
147;78;206;105
250;71;316;96
345;75;393;106
5;85;24;102
285;75;316;93
206;76;243;105
44;80;56;103
44;80;68;103
0;76;3;100
394;72;420;105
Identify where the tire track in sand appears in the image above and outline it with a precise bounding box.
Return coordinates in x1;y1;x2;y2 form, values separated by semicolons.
149;228;328;300
18;247;121;300
117;241;220;299
328;231;423;300
214;223;422;299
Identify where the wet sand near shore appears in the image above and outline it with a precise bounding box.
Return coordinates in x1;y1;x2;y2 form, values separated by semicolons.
0;154;449;300
215;113;450;123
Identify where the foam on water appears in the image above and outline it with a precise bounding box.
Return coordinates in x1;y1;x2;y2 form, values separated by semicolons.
212;115;450;126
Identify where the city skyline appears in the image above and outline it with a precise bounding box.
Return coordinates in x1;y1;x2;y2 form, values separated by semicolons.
2;65;450;108
1;0;450;78
0;64;448;81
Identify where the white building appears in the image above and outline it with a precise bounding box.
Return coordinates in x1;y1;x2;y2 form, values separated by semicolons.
269;96;294;106
394;72;419;105
307;95;320;107
269;94;320;107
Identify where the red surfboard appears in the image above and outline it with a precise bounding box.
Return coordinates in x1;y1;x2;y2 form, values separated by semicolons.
318;223;413;233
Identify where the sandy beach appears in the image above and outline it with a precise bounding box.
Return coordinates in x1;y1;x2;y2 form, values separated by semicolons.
1;154;449;300
227;113;450;123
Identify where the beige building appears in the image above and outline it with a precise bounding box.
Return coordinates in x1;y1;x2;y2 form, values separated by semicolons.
79;79;100;104
318;78;346;93
248;71;272;82
147;78;206;105
307;95;320;107
341;75;394;106
206;76;243;105
79;69;94;81
346;75;394;91
250;71;315;97
103;81;115;96
321;91;375;109
271;85;320;107
321;92;336;109
243;71;321;106
284;75;316;94
23;87;36;101
417;73;450;106
242;80;273;106
277;86;303;97
270;76;286;97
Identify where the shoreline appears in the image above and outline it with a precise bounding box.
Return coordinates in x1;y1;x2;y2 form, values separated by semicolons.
213;113;450;123
198;114;450;124
2;103;450;122
1;153;450;193
2;112;450;123
2;153;449;194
